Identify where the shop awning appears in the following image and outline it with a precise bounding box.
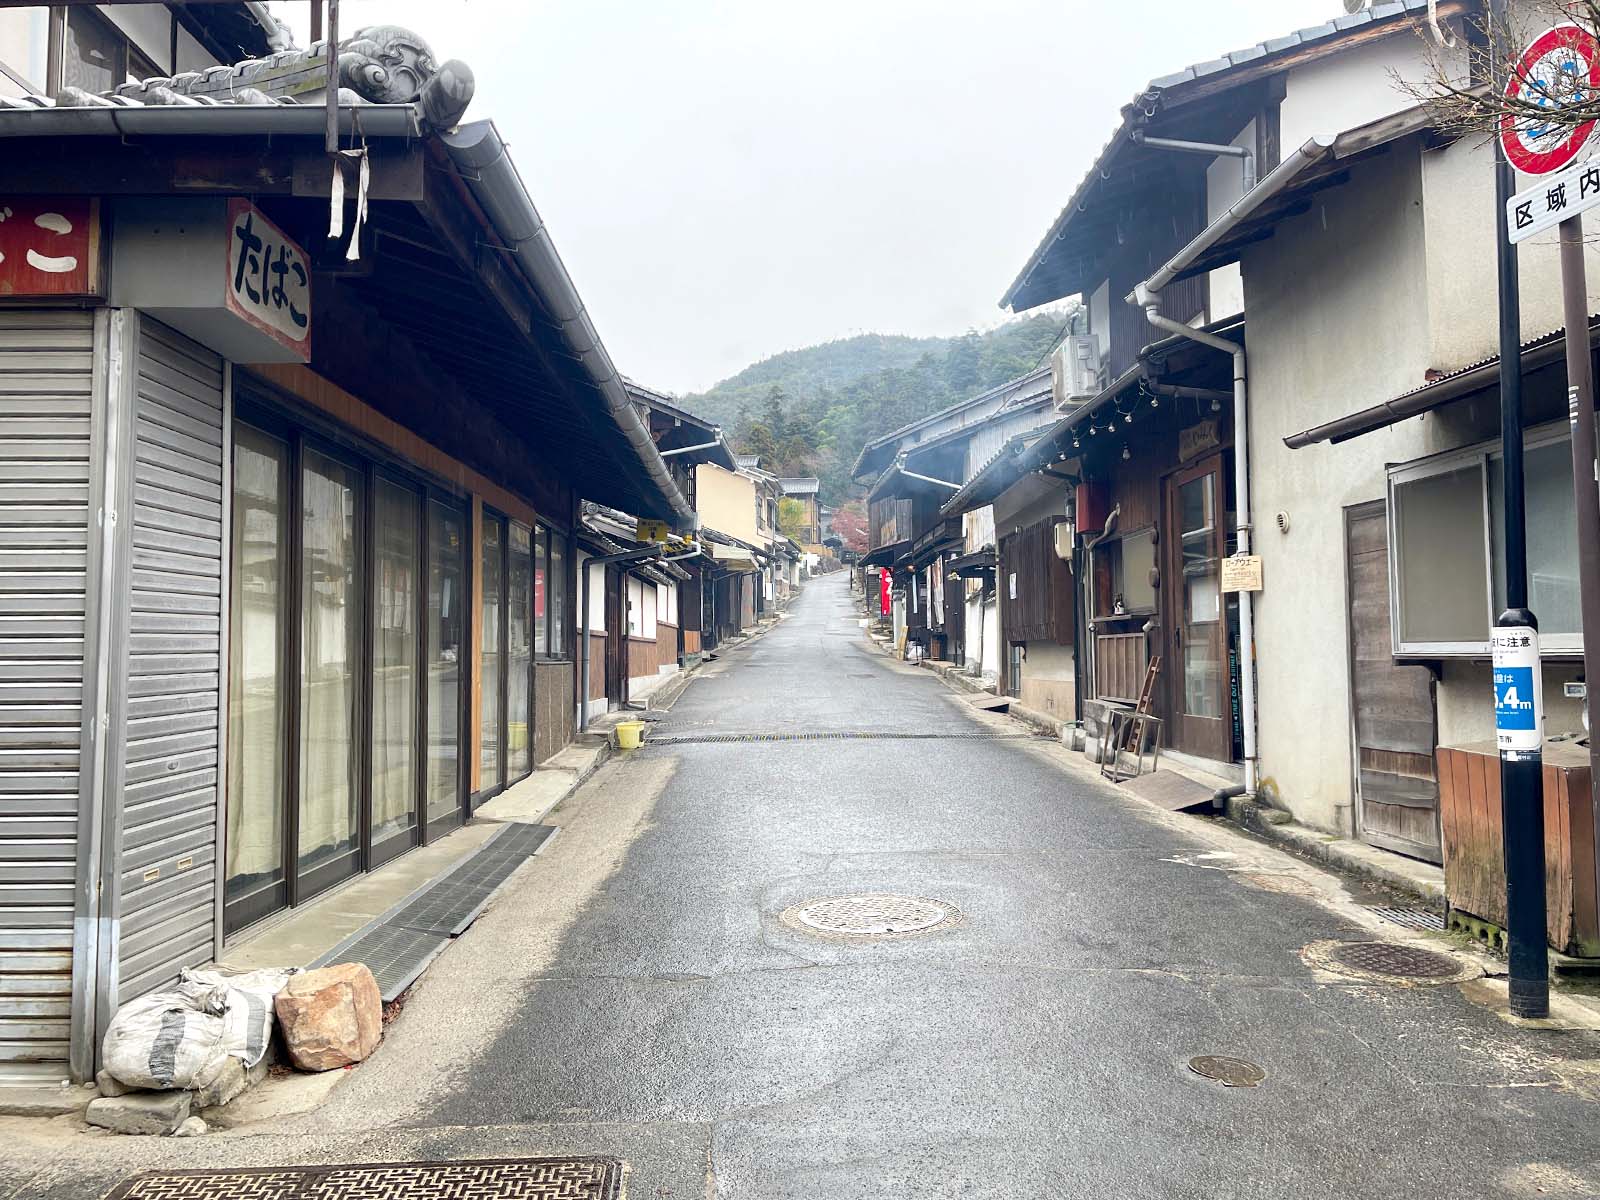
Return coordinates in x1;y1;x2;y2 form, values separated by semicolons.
1285;317;1600;448
947;548;996;577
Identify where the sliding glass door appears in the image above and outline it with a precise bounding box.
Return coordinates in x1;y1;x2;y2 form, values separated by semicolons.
224;401;473;935
224;425;290;932
479;515;505;796
297;448;363;899
371;476;421;866
425;498;468;836
508;523;533;780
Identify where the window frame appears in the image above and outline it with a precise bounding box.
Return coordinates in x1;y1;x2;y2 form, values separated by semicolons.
1387;420;1581;658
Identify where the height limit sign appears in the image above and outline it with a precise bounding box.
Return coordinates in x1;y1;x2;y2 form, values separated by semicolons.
1503;23;1600;241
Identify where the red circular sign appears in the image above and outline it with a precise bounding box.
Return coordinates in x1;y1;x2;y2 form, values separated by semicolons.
1501;24;1600;175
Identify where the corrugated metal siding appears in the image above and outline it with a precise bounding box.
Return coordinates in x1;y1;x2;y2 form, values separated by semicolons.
0;310;95;1077
114;319;224;1005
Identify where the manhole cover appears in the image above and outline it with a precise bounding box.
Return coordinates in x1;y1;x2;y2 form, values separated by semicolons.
782;894;960;939
1304;938;1478;985
1188;1055;1265;1088
106;1157;624;1199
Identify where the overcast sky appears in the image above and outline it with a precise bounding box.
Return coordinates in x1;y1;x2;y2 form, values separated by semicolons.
269;1;1348;393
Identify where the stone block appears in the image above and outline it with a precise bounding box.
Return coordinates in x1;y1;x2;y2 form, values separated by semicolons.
192;1055;268;1109
0;1085;94;1118
85;1090;192;1136
94;1069;134;1099
274;962;382;1071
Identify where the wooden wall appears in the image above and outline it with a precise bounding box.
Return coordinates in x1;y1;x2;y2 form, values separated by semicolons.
999;518;1074;644
587;633;608;701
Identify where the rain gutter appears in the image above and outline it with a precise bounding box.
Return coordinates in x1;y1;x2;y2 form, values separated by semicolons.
442;121;694;528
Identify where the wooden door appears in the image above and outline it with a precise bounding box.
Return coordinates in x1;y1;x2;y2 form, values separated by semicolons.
944;571;966;667
1164;456;1231;762
1346;501;1442;863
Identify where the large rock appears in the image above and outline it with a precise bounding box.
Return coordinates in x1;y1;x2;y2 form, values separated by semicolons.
85;1091;191;1135
273;963;382;1071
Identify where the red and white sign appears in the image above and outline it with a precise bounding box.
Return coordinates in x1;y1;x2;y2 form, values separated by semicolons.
1501;24;1600;176
225;198;310;359
878;568;891;616
0;198;100;298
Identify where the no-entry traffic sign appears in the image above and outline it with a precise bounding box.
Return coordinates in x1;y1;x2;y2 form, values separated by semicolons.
1501;23;1600;176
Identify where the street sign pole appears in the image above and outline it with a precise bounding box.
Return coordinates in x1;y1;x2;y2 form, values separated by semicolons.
1559;213;1600;992
1494;1;1549;1019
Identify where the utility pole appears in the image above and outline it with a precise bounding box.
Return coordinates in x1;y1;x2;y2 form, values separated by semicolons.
1491;0;1549;1019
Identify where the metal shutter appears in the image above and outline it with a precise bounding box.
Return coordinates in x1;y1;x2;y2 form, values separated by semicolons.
0;311;95;1081
112;318;225;1006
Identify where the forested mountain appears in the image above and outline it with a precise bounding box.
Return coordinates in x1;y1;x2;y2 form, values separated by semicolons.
681;308;1076;504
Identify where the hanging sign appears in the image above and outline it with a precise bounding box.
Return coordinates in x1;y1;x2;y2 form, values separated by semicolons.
1220;553;1264;593
0;198;101;298
879;567;891;616
1178;419;1220;463
1492;626;1544;753
225;199;310;357
635;519;670;544
1500;24;1600;177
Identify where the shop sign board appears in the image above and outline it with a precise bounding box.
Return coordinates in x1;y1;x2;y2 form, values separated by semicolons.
225;198;310;356
1220;554;1264;594
0;198;101;297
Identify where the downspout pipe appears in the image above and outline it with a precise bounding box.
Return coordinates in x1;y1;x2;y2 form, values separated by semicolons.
580;544;664;731
1130;130;1256;192
243;2;293;51
1130;284;1259;798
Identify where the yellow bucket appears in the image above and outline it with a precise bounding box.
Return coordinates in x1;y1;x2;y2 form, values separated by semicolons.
615;720;645;751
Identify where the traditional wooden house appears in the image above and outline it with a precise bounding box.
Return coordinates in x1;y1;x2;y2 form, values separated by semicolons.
0;30;692;1083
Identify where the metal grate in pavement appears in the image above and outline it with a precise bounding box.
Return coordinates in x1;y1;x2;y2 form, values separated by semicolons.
1365;905;1447;932
106;1156;625;1199
646;731;1033;745
313;823;556;1000
315;923;452;1005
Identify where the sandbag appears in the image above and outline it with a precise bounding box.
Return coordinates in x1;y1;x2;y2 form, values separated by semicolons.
182;966;296;1068
102;966;298;1090
101;980;232;1092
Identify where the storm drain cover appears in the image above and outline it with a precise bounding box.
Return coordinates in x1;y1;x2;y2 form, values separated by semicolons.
783;893;960;939
1188;1056;1265;1088
106;1157;624;1199
1365;905;1447;933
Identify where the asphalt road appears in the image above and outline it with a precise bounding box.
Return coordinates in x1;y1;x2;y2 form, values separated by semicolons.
11;571;1600;1199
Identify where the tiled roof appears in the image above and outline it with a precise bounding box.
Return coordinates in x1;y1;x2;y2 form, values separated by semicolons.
1001;0;1454;310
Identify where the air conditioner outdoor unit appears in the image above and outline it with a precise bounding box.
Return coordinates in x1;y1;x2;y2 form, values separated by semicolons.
1051;336;1101;410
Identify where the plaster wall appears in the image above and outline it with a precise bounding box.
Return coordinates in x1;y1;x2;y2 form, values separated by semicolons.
1421;134;1600;370
1205;118;1255;323
102;5;180;74
1279;33;1440;150
695;464;761;545
1018;640;1076;722
1242;141;1441;833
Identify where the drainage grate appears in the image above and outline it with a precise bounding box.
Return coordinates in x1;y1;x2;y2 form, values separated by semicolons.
106;1157;624;1199
781;894;960;939
314;822;556;1001
1365;905;1447;933
1327;941;1463;981
647;731;1031;745
1188;1056;1265;1088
